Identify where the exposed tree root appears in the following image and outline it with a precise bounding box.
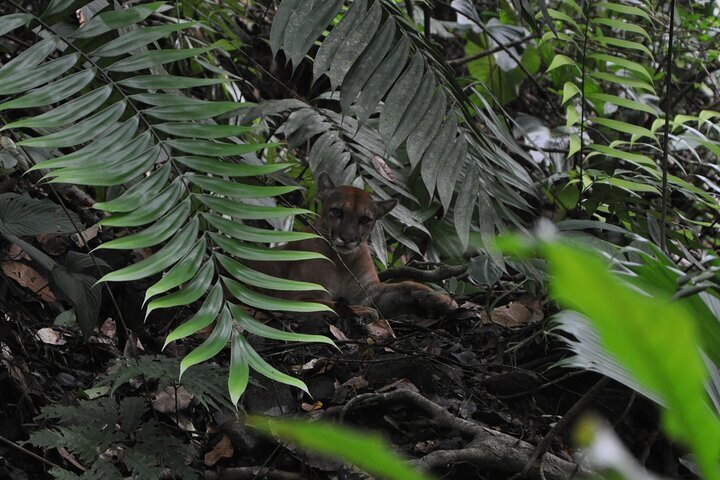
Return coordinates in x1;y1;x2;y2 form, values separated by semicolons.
378;262;467;282
341;389;582;480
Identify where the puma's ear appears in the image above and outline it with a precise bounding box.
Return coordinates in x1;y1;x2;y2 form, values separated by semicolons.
316;172;335;200
375;198;398;218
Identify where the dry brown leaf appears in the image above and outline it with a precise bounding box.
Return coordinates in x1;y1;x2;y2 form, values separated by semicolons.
58;447;85;471
329;324;349;341
371;155;396;182
7;243;30;261
100;318;117;339
1;261;56;302
152;385;194;413
301;400;323;412
486;296;544;328
366;319;396;341
204;435;234;466
71;224;100;247
36;233;69;256
36;328;66;345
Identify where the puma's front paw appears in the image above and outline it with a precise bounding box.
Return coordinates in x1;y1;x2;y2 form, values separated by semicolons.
349;305;380;323
413;290;458;318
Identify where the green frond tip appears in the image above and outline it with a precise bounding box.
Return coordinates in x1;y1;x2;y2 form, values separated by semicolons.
179;305;233;379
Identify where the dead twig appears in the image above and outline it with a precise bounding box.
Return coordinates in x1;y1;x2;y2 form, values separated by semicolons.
378;262;467;282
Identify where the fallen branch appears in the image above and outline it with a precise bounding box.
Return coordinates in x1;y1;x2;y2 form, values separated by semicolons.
341;389;582;480
378;262;467;282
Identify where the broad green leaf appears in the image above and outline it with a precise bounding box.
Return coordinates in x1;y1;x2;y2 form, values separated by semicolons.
179;305;233;378
175;156;289;176
313;0;367;81
592;18;651;42
283;0;344;67
546;54;580;73
216;254;325;292
0;37;56;77
71;2;166;39
587;93;657;117
145;237;207;302
17;102;126;148
386;71;434;155
203;213;316;243
233;333;309;394
229;332;250;404
566;104;580;127
155;123;256;139
196;195;311;219
92;23;196;57
437;136;467;213
186;174;299;198
166;139;273;156
209;233;325;261
118;75;229;89
588;53;653;82
455;164;480;250
420;115;457;196
0;70;96;112
94;164;172;213
407;90;446;168
107;47;214;72
0;53;79;96
29;116;139;171
97;200;191;251
148;260;214;318
223;276;332;313
0;13;32;36
562;82;581;104
596;1;650;20
229;304;336;348
0;193;81;236
541;242;720;480
568;134;581;157
144;101;248;121
49;143;158;186
99;218;199;283
1;86;112;131
269;0;301;55
98;180;182;227
379;52;424;145
592;117;655;140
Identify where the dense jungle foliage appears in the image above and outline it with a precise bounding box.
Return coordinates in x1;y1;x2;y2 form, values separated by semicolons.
0;0;719;479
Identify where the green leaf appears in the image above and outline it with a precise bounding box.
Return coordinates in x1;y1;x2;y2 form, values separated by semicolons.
589;72;655;93
17;102;126;149
379;52;424;147
0;53;79;96
49;144;158;186
283;0;344;67
0;13;32;36
92;23;196;57
602;177;660;194
166;139;273;156
223;276;332;313
587;93;657;117
592;117;656;140
0;70;96;112
407;90;446;168
229;332;250;404
148;260;214;318
185;175;299;198
97;198;188;250
209;233;325;261
179;305;233;378
0;37;57;77
546;54;580;73
596;2;650;20
98;180;182;227
175;156;289;176
155;123;256;139
107;47;214;72
144;101;248;121
592;18;651;42
454;164;480;250
93;164;172;213
216;253;325;292
99;218;199;283
71;2;166;39
588;144;657;169
588;53;653;82
562;82;581;104
568;134;581;157
594;35;654;59
229;304;336;348
233;333;309;394
203;213;316;243
145;237;207;302
118;75;229;89
247;417;431;480
196;195;311;219
1;86;112;131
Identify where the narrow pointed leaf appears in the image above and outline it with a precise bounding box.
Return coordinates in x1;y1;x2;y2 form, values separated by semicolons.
284;0;344;67
437;136;467;213
175;156;289;176
71;2;166;39
196;195;311;219
0;54;79;95
155;123;256;139
0;13;32;36
455;164;480;250
269;0;301;55
230;304;336;348
119;75;229;89
1;86;112;131
148;260;214;318
234;332;309;394
18;102;126;148
229;332;250;404
203;213;316;243
386;71;434;155
94;164;172;213
217;254;325;292
108;47;214;72
0;70;96;112
143;101;248;121
186;175;299;198
0;37;56;77
592;117;655;140
166;139;273;156
179;305;233;378
313;0;367;81
163;281;223;346
379;53;423;143
92;23;195;57
587;93;657;117
99;180;182;227
97;200;191;250
407;90;446;168
49;143;158;186
223;276;332;313
99;218;199;283
420;115;457;196
145;237;207;302
210;233;325;261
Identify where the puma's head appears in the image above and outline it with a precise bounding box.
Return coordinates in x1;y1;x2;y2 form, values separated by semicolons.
315;172;398;254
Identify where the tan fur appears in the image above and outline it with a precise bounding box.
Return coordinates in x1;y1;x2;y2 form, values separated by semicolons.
244;173;456;319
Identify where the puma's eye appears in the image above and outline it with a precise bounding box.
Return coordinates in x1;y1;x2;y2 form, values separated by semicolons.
330;208;343;218
359;216;372;225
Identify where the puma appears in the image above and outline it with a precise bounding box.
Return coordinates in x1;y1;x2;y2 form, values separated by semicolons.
243;173;456;320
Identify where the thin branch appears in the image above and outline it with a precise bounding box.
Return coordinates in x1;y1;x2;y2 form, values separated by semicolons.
449;34;535;66
660;0;676;251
